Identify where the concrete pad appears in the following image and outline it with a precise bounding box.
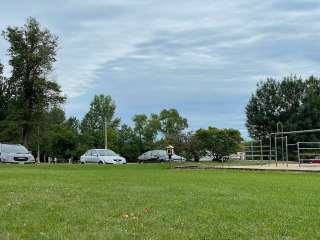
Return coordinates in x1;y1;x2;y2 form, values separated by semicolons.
176;163;320;173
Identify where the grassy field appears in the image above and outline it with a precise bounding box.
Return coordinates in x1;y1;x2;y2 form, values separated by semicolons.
0;164;320;240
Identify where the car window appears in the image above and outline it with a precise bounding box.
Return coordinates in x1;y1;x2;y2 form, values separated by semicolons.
142;151;149;156
96;149;118;156
85;150;92;156
91;150;98;156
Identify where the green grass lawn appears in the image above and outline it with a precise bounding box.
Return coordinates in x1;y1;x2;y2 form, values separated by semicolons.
1;164;320;240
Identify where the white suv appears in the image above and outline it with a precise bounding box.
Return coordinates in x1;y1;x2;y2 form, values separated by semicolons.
80;149;126;164
0;143;35;164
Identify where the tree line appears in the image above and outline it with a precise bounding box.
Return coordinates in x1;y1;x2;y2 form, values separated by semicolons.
0;18;243;162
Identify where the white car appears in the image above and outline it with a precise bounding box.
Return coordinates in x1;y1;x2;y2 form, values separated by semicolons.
80;149;126;164
0;143;35;164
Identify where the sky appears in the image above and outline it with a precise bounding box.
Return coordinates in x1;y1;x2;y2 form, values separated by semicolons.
1;0;320;138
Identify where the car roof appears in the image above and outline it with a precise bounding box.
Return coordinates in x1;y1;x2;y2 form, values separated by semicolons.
144;150;165;153
0;143;22;146
90;149;112;151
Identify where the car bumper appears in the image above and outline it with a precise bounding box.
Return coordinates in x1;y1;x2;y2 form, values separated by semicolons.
111;161;126;164
1;160;35;164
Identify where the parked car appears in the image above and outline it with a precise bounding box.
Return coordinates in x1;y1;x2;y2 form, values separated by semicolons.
0;143;35;164
138;150;185;163
198;151;214;162
80;149;126;164
310;156;320;164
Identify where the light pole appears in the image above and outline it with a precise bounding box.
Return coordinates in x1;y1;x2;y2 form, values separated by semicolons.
276;122;284;165
37;126;40;163
105;117;108;149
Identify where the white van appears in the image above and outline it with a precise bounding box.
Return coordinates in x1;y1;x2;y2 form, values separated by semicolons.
0;143;35;164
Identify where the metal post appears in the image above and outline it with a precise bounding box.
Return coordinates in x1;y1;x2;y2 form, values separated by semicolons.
260;140;263;161
285;136;288;167
105;117;108;149
37;126;40;163
297;142;301;167
275;137;278;167
251;141;253;160
269;135;271;166
281;135;284;165
277;122;283;165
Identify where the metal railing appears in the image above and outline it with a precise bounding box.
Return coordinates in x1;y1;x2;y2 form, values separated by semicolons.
297;142;320;167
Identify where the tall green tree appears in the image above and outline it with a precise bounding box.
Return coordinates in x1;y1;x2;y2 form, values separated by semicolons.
132;113;161;151
48;124;78;161
0;62;9;121
159;109;188;139
81;94;120;149
2;17;65;145
246;75;320;140
133;114;148;150
181;131;203;161
117;124;140;162
144;113;161;147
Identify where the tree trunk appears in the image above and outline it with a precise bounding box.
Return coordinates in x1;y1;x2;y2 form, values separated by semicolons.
22;125;29;146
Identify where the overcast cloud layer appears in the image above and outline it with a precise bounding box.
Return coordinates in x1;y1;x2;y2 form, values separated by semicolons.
1;0;320;137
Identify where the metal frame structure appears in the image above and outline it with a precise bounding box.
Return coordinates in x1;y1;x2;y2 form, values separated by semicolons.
297;142;320;167
247;128;320;167
244;140;274;162
271;128;320;167
244;140;262;161
274;136;288;167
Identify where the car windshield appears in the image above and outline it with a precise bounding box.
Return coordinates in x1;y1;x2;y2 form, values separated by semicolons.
1;144;29;154
96;149;118;156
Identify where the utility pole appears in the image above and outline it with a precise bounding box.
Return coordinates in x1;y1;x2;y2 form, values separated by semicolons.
105;117;108;149
37;126;40;163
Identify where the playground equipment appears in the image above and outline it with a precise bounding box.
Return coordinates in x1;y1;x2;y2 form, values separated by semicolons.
297;142;320;167
244;140;274;162
245;128;320;167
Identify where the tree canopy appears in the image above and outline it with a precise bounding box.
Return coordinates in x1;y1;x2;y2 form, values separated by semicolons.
246;75;320;140
195;127;242;160
1;17;65;145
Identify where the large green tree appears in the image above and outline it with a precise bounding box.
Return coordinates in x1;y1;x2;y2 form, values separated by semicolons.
159;109;188;139
181;131;203;162
48;124;78;161
117;124;140;162
133;114;148;150
2;17;65;145
132;113;161;151
81;94;120;149
246;75;320;140
195;127;242;160
0;62;9;121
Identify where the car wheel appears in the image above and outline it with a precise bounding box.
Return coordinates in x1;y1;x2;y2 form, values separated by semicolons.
98;161;103;164
80;161;85;164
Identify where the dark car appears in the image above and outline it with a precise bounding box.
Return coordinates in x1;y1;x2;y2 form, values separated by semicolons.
138;150;185;163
